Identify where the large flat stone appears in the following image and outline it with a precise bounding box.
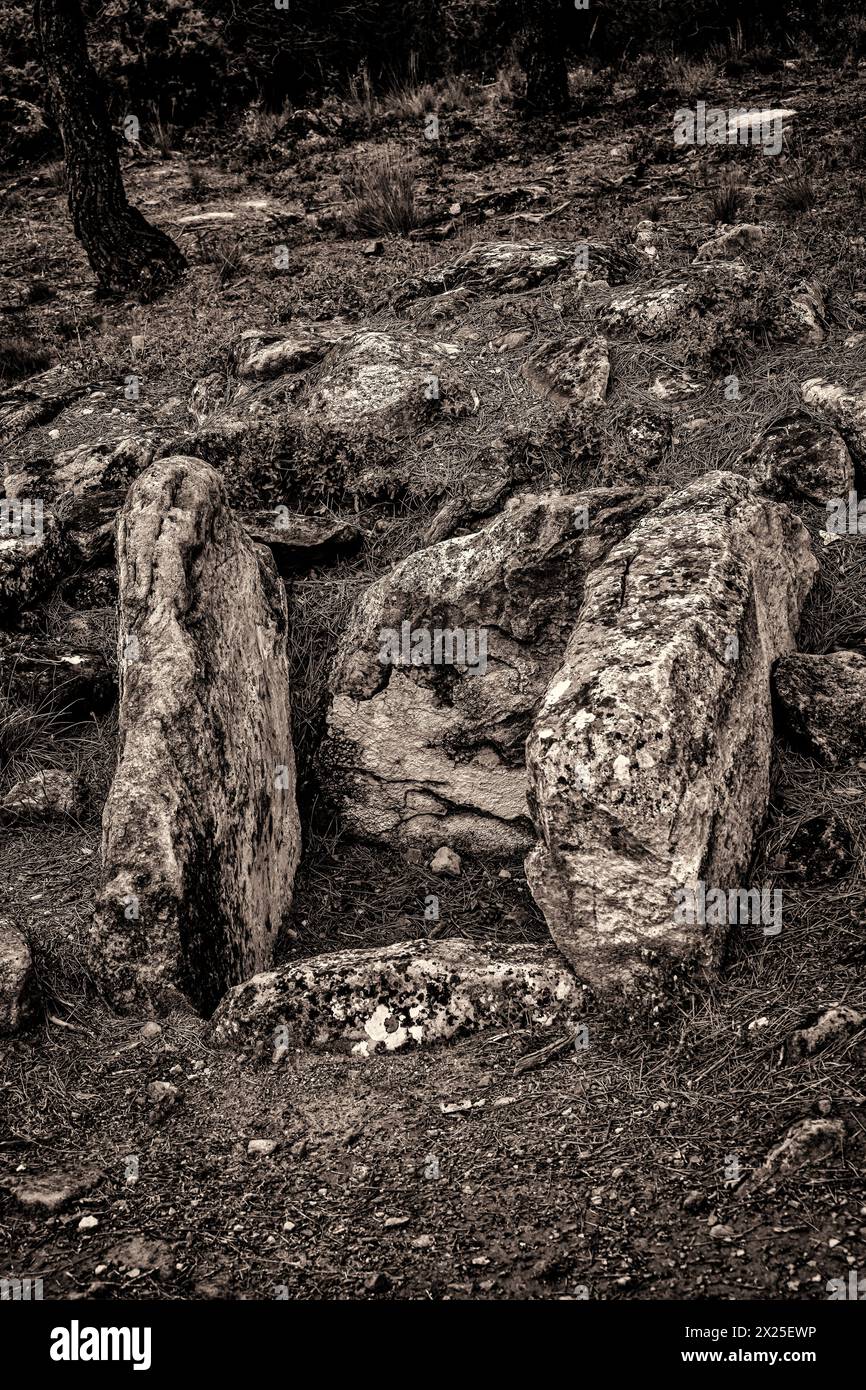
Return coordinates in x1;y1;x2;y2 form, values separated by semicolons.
93;456;300;1014
525;471;817;993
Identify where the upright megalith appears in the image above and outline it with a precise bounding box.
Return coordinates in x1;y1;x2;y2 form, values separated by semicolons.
525;472;817;994
93;456;300;1013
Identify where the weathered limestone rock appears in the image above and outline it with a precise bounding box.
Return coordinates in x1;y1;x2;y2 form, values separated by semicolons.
0;921;36;1034
522;335;610;406
393;241;582;308
210;938;582;1057
801;377;866;462
741;413;853;504
601;268;740;338
773;650;866;765
308;330;465;430
93;456;300;1014
323;487;662;852
692;224;766;263
737;1118;845;1198
525;471;817;994
241;509;362;573
233;324;350;380
0;768;82;822
0;513;66;613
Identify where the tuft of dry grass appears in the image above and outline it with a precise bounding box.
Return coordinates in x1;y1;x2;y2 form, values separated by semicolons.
344;145;418;237
775;167;818;217
708;175;748;224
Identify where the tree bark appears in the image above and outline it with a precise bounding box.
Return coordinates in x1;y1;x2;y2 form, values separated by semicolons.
35;0;186;299
519;0;569;115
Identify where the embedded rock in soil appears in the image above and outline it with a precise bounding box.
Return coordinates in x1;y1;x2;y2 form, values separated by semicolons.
692;224;766;263
241;509;362;573
601;266;745;338
322;487;663;853
773;650;866;765
741;412;853;504
233;324;350;380
392;241;583;309
0;768;82;822
737;1117;845;1197
522;335;610;406
210;938;582;1057
785;1006;864;1062
0;630;113;713
93;456;300;1015
0;920;36;1034
525;471;817;995
308;330;465;431
0;1165;104;1212
0;507;66;614
801;377;866;463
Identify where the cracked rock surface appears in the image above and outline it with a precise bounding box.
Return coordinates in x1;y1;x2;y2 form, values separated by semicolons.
322;486;662;852
525;471;817;993
92;456;300;1015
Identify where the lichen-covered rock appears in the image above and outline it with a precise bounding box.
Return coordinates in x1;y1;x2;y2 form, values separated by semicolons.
93;456;300;1014
308;330;465;430
0;768;82;822
601;264;751;339
0;921;36;1034
393;241;582;308
323;487;662;852
0;512;66;614
525;471;817;994
773;650;866;765
210;938;582;1056
741;412;853;504
801;377;866;463
522;335;610;406
233;324;350;380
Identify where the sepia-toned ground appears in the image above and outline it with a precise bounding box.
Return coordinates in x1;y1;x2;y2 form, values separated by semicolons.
2;54;866;1299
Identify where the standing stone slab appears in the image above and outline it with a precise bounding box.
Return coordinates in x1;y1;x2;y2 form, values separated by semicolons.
93;456;300;1014
525;472;817;994
322;488;663;853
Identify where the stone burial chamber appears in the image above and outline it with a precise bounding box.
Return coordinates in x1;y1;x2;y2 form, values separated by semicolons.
91;455;301;1015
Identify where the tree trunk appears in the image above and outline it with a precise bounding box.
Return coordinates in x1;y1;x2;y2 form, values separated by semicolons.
35;0;186;299
520;0;569;115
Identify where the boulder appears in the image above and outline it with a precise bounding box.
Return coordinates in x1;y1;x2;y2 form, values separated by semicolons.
0;921;36;1034
93;456;300;1014
0;506;66;613
741;413;853;504
525;471;817;994
308;330;465;431
773;650;866;765
210;938;582;1057
801;377;866;464
322;487;663;852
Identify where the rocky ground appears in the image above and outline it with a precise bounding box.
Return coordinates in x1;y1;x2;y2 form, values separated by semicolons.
2;56;866;1300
